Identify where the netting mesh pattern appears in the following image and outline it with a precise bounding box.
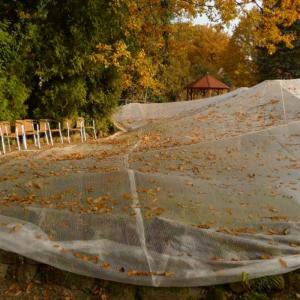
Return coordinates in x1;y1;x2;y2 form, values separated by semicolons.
0;79;300;287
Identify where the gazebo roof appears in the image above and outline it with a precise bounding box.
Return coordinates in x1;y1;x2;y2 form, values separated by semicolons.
187;74;229;90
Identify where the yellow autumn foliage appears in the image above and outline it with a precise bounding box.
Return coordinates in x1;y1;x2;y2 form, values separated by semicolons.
90;0;299;99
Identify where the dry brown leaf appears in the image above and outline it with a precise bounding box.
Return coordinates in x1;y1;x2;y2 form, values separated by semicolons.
9;224;22;233
127;270;174;277
259;255;272;260
289;243;300;248
5;283;22;297
268;215;288;222
26;282;34;294
196;224;210;229
226;208;233;215
33;182;42;189
102;263;111;269
210;256;221;261
127;270;150;276
122;193;132;200
231;257;241;262
279;258;288;268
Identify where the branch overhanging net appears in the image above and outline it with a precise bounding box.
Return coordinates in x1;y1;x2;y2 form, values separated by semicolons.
0;79;300;287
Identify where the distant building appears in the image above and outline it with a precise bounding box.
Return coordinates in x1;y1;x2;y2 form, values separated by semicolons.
186;74;229;100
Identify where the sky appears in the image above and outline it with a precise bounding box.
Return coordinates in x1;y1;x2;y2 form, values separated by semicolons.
193;14;238;35
192;1;258;35
193;14;211;26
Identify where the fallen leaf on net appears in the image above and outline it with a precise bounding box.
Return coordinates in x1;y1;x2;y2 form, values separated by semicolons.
127;270;151;277
33;182;43;189
196;224;211;229
226;208;233;215
122;193;132;200
25;181;33;188
231;257;241;262
289;243;300;248
127;270;174;277
102;263;111;269
210;256;221;261
164;272;174;277
279;258;288;268
259;255;272;260
9;224;22;233
266;228;287;235
267;215;288;222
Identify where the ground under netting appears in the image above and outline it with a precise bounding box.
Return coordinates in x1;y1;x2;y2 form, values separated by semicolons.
0;79;299;287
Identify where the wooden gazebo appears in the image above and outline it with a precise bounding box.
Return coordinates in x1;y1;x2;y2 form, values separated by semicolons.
186;74;229;100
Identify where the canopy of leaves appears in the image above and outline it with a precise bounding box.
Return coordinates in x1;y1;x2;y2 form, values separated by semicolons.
0;0;123;122
0;21;28;120
0;0;298;122
256;20;300;81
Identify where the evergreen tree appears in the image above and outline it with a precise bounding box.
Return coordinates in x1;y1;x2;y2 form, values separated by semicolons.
256;20;300;81
0;0;124;122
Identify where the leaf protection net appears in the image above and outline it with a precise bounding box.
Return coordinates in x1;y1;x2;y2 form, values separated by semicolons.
0;79;300;287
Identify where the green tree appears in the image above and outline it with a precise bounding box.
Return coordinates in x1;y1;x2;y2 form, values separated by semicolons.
0;0;124;123
222;13;259;87
0;21;28;120
256;20;300;81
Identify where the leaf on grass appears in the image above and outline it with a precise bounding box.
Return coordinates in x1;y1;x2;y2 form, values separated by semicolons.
26;282;34;294
5;283;22;296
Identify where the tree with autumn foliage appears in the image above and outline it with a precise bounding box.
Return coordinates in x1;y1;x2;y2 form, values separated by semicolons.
161;23;230;100
0;0;298;124
256;19;300;81
91;0;299;101
222;13;259;88
0;0;124;125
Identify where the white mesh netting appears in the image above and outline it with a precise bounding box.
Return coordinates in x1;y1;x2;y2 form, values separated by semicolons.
0;79;300;287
